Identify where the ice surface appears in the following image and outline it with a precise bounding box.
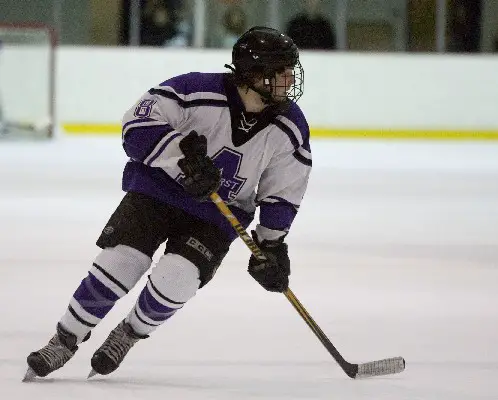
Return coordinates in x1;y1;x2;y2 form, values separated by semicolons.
1;136;497;399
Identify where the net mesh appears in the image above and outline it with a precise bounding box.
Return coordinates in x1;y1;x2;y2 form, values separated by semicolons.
0;24;55;139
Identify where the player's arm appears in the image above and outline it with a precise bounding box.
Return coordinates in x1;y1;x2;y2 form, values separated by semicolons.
256;143;312;242
122;83;220;200
121;79;190;178
248;141;312;292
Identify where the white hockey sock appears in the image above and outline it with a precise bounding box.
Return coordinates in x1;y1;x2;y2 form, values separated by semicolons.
59;245;151;343
126;253;200;336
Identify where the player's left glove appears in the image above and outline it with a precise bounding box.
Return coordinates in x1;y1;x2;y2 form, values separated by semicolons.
248;230;290;293
178;130;221;201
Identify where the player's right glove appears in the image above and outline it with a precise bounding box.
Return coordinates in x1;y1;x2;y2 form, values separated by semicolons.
178;130;221;201
248;230;290;293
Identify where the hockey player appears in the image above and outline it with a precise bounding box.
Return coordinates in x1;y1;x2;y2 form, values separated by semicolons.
24;26;312;380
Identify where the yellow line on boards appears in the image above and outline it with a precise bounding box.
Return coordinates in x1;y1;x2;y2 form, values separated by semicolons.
309;128;498;140
62;123;498;140
63;124;122;134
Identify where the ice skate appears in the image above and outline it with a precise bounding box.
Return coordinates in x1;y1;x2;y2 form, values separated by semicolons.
23;323;88;381
88;320;148;378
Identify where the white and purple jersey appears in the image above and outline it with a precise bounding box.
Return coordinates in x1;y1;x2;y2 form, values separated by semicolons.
121;72;312;242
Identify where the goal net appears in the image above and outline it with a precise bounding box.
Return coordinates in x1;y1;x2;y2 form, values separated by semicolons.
0;23;55;139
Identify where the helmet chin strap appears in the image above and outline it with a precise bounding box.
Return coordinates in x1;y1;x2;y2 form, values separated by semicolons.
247;81;291;113
250;79;274;105
256;78;292;113
225;64;288;108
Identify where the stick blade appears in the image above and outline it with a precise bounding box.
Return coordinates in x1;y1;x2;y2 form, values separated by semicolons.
355;357;405;379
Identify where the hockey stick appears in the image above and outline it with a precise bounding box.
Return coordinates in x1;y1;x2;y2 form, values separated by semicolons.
210;192;405;379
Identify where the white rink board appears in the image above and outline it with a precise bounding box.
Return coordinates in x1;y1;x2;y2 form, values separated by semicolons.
53;48;498;130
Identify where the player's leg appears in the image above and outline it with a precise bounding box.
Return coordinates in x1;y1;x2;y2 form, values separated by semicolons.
89;209;232;376
25;192;169;379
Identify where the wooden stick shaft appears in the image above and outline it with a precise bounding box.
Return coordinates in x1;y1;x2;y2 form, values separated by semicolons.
210;192;405;379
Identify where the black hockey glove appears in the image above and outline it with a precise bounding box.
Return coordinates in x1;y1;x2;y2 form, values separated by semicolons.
178;131;221;201
248;231;290;293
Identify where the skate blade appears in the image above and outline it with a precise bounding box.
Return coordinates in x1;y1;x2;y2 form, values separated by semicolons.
22;368;37;382
87;369;98;379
